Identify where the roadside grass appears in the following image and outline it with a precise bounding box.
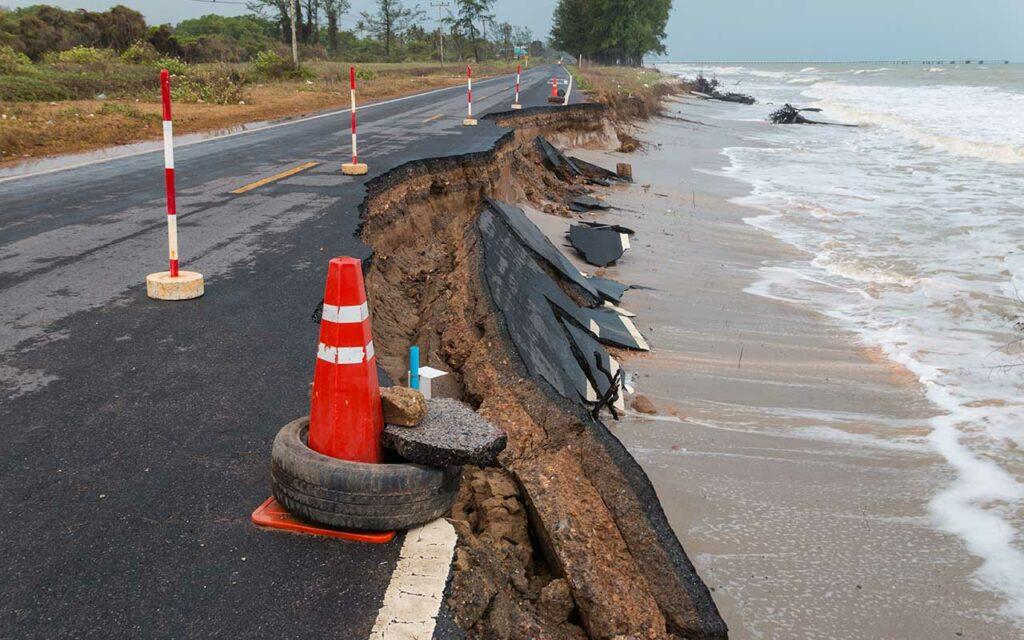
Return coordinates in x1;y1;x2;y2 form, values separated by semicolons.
0;56;521;166
570;64;685;121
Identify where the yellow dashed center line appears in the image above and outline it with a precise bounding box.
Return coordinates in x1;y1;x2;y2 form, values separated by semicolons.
421;114;443;123
231;161;321;194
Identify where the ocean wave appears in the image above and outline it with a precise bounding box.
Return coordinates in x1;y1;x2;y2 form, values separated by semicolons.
804;82;1024;163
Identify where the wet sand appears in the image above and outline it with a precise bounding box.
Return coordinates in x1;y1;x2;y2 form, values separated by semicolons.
537;99;1022;638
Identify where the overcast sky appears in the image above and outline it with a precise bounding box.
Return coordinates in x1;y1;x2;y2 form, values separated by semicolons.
5;0;1023;61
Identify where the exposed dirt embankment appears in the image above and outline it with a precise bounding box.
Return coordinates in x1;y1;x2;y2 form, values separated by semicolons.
360;105;726;640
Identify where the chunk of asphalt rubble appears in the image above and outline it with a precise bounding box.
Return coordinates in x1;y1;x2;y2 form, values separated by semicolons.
380;386;428;426
382;398;508;467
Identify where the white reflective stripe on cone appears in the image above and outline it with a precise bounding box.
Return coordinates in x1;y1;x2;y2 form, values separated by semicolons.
162;121;174;169
321;301;369;324
317;341;374;364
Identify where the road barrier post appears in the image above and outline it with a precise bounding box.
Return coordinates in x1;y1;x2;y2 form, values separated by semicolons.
341;66;369;176
511;64;522;110
308;257;384;463
463;65;478;126
145;69;204;301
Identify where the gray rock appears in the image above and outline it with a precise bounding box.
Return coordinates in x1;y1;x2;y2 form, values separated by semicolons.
382;398;507;467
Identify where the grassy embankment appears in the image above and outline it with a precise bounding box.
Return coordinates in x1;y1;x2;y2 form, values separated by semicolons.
568;63;687;150
0;49;521;167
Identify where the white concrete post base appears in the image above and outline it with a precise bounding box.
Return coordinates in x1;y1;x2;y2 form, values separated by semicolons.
341;162;369;176
510;103;523;110
146;271;204;300
462;118;478;126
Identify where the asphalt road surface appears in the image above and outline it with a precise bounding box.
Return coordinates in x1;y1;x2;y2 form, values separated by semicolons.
0;64;576;639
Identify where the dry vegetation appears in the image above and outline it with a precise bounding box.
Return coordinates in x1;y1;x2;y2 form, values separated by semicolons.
0;60;519;167
570;64;687;121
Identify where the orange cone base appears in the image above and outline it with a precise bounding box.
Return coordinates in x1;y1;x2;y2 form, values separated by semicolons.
341;162;368;176
251;497;396;544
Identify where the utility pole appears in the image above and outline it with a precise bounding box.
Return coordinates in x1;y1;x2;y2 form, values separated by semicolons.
288;0;299;67
430;1;450;67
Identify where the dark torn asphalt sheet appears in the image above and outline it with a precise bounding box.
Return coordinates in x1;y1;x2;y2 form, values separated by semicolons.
484;197;627;305
568;224;629;267
478;200;653;411
534;136;583;179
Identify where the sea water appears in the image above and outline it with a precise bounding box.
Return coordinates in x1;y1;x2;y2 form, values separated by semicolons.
660;62;1024;622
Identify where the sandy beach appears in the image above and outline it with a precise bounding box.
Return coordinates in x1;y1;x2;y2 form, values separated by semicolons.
530;97;1023;638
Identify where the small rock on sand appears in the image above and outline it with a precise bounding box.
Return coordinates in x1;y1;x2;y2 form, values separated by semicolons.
380;386;428;426
631;394;657;415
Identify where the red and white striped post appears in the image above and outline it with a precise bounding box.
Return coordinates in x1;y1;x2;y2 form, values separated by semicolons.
342;65;368;175
463;65;478;126
161;69;179;278
511;63;522;110
146;69;204;301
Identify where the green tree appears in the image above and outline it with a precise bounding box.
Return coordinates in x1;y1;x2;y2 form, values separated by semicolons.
448;0;493;63
551;0;670;66
323;0;351;54
358;0;422;59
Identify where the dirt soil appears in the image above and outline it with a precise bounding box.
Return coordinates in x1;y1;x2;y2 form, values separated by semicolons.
360;100;726;640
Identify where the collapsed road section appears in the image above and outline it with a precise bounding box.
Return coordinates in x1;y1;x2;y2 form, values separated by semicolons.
360;104;726;639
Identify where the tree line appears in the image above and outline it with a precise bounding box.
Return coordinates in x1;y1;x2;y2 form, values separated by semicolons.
550;0;671;66
0;2;547;64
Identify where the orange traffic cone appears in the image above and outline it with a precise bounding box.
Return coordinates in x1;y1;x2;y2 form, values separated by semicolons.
308;256;384;463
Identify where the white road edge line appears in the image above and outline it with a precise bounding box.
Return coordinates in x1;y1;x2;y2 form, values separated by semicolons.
0;70;542;185
369;518;457;640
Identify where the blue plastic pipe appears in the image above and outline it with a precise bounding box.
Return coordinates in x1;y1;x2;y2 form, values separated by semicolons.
409;346;420;389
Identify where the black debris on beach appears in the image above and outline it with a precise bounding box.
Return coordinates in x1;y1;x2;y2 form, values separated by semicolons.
693;75;756;105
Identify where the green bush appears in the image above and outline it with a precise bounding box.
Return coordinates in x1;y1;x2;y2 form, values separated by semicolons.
155;57;189;76
0;45;32;74
121;40;160;64
170;68;248;105
355;68;376;81
250;49;312;80
49;46;116;64
0;74;72;101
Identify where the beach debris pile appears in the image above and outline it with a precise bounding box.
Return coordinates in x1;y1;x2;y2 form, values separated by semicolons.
691;75;756;105
769;103;858;127
568;221;635;267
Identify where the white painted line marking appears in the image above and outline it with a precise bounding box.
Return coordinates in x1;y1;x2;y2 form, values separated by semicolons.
619;316;650;351
620;232;631;250
369;518;456;640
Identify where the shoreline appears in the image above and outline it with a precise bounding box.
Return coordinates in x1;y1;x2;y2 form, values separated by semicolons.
554;98;1022;637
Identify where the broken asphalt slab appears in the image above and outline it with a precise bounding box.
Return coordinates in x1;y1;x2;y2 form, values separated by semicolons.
382;398;507;468
568;223;631;267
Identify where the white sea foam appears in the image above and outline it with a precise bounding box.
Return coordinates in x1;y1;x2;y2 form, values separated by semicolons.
675;62;1024;624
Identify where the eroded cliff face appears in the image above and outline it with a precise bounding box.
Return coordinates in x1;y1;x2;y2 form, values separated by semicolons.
359;105;727;640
